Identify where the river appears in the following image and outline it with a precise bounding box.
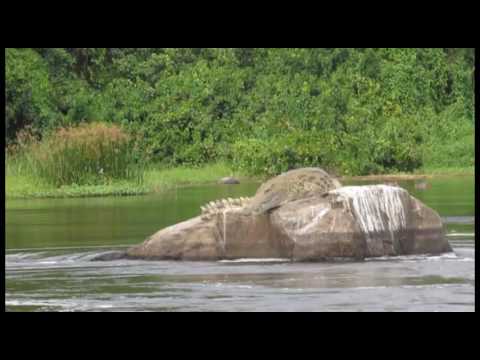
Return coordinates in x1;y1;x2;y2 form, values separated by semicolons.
5;176;475;311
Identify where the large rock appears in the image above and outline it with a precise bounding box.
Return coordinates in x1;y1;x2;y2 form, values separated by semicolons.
127;216;220;260
126;209;293;260
270;196;366;261
270;185;451;260
122;169;451;262
409;196;450;254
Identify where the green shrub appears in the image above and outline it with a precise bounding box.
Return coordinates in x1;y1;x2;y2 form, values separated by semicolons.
5;49;56;142
231;132;336;177
423;127;474;168
5;48;475;176
420;101;475;169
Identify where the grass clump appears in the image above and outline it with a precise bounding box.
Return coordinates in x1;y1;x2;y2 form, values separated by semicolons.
8;122;144;187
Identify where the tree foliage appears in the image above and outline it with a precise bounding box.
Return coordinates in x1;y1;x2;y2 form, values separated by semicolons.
5;48;475;175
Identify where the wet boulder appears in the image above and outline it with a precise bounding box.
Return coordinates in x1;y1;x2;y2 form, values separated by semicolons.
123;169;451;261
408;196;451;254
270;196;366;261
271;185;451;260
126;209;293;260
219;177;240;184
127;216;220;261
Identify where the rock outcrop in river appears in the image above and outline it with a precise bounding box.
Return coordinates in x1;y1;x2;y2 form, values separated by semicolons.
104;168;451;261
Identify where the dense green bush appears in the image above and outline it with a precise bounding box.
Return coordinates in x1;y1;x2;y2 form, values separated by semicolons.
5;49;56;142
5;48;475;176
232;131;337;177
420;101;475;168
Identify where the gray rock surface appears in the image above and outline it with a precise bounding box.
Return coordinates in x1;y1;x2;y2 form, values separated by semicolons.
219;177;240;184
124;168;451;261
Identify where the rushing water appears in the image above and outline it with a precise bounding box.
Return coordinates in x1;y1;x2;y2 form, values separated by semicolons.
5;177;475;312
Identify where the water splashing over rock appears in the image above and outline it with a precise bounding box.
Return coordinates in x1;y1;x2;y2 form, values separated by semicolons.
330;185;409;256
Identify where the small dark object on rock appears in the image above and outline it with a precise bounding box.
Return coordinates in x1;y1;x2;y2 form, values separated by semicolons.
219;177;240;185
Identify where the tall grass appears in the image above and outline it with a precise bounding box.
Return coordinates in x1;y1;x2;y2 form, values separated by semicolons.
7;122;144;187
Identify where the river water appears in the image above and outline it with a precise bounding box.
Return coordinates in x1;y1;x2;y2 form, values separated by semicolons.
5;177;475;312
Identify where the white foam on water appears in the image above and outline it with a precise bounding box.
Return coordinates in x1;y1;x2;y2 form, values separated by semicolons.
446;233;475;237
450;257;474;262
365;251;461;262
330;185;408;253
425;252;458;260
6;244;132;252
218;258;291;263
5;299;81;309
96;304;114;309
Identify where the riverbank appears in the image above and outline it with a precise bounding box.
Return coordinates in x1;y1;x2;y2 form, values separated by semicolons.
5;163;253;199
5;164;474;199
341;166;475;181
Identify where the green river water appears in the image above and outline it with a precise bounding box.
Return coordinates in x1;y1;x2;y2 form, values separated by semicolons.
5;177;475;311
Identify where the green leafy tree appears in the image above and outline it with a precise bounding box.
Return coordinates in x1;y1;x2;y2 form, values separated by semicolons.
5;48;475;175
